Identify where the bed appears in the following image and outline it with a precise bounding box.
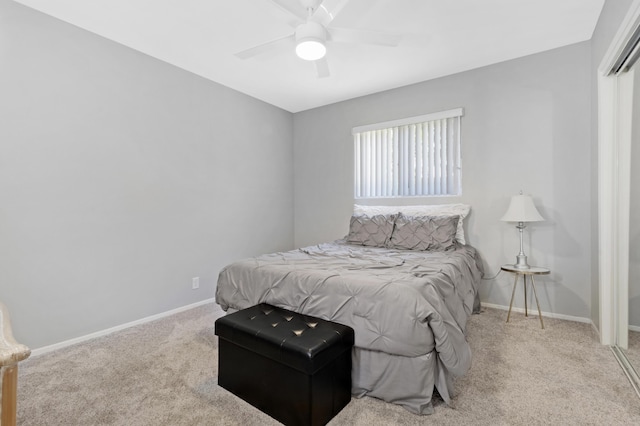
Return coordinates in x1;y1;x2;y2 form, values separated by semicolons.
215;204;483;415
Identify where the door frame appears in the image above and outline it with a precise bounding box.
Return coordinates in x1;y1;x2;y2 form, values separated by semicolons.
598;0;640;398
598;0;640;347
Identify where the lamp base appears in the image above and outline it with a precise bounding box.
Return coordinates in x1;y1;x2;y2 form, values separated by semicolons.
513;254;530;269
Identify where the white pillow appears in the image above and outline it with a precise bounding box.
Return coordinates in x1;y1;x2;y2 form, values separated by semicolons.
353;203;471;245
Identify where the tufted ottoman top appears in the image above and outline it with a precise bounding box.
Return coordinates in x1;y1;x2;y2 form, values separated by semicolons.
215;304;354;374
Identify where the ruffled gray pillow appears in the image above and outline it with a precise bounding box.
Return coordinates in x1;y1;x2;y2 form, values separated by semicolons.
347;214;395;247
390;213;459;251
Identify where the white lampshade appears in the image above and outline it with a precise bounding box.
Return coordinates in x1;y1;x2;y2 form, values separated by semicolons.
501;194;544;223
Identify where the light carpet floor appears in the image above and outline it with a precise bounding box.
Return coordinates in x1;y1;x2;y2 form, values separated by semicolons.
16;303;640;425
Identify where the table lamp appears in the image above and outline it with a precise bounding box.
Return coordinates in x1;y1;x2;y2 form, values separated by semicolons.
501;192;544;269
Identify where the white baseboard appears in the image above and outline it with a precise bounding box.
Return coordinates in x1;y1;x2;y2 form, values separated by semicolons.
30;299;609;357
31;298;216;357
481;302;593;324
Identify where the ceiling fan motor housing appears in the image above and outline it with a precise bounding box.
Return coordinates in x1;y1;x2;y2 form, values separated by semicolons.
296;20;326;41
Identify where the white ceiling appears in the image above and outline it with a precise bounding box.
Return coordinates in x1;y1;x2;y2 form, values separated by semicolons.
13;0;605;113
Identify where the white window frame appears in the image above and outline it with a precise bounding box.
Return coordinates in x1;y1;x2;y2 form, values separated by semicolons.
353;108;463;199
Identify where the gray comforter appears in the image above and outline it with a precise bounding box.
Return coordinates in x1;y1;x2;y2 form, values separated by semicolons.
216;240;483;378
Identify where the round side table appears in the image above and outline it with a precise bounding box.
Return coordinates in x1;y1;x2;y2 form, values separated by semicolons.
501;264;550;329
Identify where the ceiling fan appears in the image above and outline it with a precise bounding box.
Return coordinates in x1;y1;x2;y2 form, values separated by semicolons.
235;0;402;78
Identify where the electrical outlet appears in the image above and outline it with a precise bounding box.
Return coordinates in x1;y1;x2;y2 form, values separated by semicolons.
192;277;200;290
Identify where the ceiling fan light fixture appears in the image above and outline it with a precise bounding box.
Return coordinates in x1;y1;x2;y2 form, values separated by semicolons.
295;21;327;61
296;39;326;61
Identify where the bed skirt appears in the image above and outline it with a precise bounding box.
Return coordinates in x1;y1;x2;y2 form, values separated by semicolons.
352;347;451;415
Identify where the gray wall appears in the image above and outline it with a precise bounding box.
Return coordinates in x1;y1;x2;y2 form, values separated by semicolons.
293;43;593;319
589;0;635;329
0;0;294;349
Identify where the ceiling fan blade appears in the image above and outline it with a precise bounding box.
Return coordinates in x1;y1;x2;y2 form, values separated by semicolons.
268;0;308;21
235;34;295;60
314;57;330;78
329;27;402;47
314;0;350;27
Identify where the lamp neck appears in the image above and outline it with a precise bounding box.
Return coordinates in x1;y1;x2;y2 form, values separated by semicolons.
514;221;530;269
517;221;526;254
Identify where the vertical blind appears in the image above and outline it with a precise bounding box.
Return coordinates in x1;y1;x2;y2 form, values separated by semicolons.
353;108;463;198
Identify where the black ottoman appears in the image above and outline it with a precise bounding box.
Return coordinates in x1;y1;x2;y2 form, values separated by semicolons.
215;303;354;426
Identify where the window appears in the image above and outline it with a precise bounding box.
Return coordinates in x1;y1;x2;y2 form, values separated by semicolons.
353;108;463;198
